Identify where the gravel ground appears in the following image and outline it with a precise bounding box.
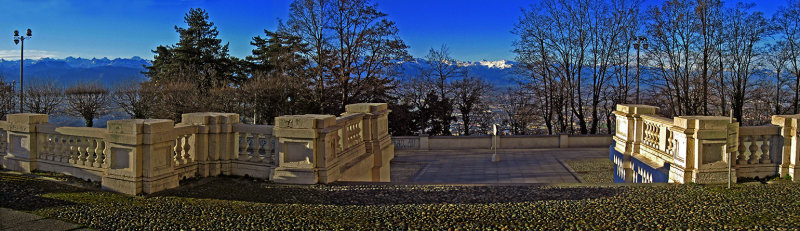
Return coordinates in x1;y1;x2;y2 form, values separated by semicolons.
563;158;614;183
3;172;800;230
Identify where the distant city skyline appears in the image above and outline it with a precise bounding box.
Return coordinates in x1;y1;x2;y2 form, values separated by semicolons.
0;0;783;62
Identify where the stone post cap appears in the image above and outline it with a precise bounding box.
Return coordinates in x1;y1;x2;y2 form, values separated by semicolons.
345;103;388;114
107;119;174;134
180;112;240;125
674;116;731;130
7;113;49;124
772;114;800;127
275;114;336;129
615;104;659;115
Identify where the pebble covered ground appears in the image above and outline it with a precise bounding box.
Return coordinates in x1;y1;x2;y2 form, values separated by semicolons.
564;158;614;183
2;171;800;230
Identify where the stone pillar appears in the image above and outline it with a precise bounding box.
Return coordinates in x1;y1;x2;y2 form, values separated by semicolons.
670;116;735;184
612;104;658;182
419;134;430;150
2;113;48;172
559;134;569;148
272;114;337;184
180;112;239;177
772;114;800;181
344;103;394;182
102;119;177;195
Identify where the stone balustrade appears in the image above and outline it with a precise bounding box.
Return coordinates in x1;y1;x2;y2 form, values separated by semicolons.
613;104;800;184
0;103;394;195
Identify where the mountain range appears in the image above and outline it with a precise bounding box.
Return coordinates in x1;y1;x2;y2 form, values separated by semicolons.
0;57;520;87
0;57;150;86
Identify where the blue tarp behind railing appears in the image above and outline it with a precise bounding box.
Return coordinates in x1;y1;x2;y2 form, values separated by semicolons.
610;142;670;183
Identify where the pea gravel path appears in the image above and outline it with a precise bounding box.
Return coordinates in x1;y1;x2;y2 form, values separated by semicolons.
3;171;800;230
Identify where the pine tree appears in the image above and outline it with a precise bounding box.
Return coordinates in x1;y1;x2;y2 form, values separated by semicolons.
145;8;241;93
242;28;314;124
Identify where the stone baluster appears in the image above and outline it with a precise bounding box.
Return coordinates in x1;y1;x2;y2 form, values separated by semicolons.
41;134;51;161
760;135;771;164
182;135;192;163
238;132;250;161
69;136;78;164
262;136;274;164
86;138;96;167
251;133;262;162
52;135;61;162
174;136;184;166
737;136;749;165
48;135;57;161
94;140;104;168
748;137;759;164
59;135;68;163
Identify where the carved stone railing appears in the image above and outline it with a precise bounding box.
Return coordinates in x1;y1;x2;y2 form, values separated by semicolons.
36;124;110;180
732;125;781;178
614;104;800;184
335;113;365;157
639;115;675;163
1;103;394;195
234;124;276;164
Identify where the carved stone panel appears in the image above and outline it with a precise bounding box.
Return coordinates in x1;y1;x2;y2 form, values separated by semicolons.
111;147;131;169
9;134;29;158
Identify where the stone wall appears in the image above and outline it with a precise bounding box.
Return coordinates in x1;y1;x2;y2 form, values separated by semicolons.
392;134;612;150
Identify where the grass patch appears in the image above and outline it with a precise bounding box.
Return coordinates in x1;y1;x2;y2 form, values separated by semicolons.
564;158;614;183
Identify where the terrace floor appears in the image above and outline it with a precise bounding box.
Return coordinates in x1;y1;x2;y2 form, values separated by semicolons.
390;148;608;184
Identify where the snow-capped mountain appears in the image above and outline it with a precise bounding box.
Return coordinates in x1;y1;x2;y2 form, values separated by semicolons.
401;58;520;88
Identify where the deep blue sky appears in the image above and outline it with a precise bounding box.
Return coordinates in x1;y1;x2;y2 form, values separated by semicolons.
0;0;784;62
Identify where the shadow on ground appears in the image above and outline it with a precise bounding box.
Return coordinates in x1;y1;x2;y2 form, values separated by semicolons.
162;176;622;205
0;172;88;211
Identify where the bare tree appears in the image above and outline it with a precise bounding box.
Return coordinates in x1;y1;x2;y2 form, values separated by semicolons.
767;41;792;115
145;81;198;122
425;45;463;99
65;82;109;127
0;76;16;119
723;2;770;123
112;81;152;119
774;0;800;113
287;0;409;113
452;75;492;136
23;79;63;115
500;87;536;135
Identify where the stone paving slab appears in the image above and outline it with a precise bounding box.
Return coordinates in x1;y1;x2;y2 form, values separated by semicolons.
0;208;86;231
391;148;608;184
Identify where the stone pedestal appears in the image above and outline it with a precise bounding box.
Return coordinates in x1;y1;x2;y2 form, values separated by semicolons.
344;103;394;182
773;115;800;182
180;112;239;177
102;119;178;195
1;114;48;172
670;116;736;184
613;104;658;182
272;114;337;184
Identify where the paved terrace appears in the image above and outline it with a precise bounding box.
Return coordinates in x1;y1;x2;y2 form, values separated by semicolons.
390;148;608;184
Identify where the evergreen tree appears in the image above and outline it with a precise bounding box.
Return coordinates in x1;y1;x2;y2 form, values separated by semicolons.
145;8;241;92
243;29;314;124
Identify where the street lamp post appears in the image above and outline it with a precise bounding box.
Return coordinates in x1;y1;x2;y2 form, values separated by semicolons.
13;29;32;113
632;36;647;104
